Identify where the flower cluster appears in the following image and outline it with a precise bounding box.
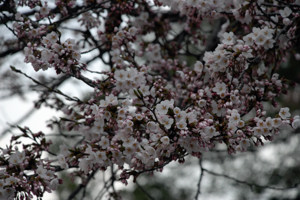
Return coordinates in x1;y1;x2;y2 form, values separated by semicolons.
24;32;81;73
0;129;60;199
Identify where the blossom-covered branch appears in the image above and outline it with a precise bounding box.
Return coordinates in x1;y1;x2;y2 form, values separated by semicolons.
0;0;300;199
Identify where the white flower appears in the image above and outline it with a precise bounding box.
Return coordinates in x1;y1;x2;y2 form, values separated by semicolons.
147;122;158;132
176;120;187;130
253;127;262;136
42;36;51;46
139;85;150;96
41;49;53;62
256;119;266;128
72;51;81;60
241;84;251;94
100;99;109;107
211;100;225;117
158;114;174;129
57;155;68;169
283;18;291;25
94;118;105;132
135;113;144;120
156;102;169;115
229;110;240;124
106;94;118;106
279;107;291;119
261;27;274;38
176;71;185;79
111;49;120;58
150;133;160;142
198;99;206;107
126;68;138;81
156;100;174;115
47;32;58;44
60;144;70;156
145;146;156;157
228;122;237;133
36;165;47;177
65;38;75;45
257;62;266;76
292;116;300;129
79;158;91;174
99;136;110;149
8;151;25;165
237;140;250;151
95;151;107;163
222;32;236;45
15;12;23;21
265;117;273;129
173;107;181;115
237;120;245;128
40;6;49;16
134;74;146;86
194;61;203;73
213;82;227;95
203;126;219;139
24;47;32;56
175;111;187;122
271;14;279;23
272;118;282;128
263;38;275;49
115;81;125;91
50;179;59;190
243;33;254;46
255;34;267;46
136;152;150;165
52;43;63;54
147;121;158;131
279;7;292;18
114;70;127;81
262;127;270;136
160;136;170;145
126;120;134;127
124;146;135;156
252;27;261;38
187;111;197;124
122;136;135;147
128;27;138;35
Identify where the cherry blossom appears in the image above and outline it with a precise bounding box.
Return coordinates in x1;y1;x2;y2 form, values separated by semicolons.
279;107;291;119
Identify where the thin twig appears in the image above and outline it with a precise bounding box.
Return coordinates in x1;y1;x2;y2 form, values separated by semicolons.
136;181;156;200
0;106;36;139
202;167;299;191
194;158;204;200
68;169;98;200
11;66;82;102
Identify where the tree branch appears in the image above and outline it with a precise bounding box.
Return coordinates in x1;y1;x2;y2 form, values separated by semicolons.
202;167;299;191
68;169;98;200
136;181;156;200
194;158;204;200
